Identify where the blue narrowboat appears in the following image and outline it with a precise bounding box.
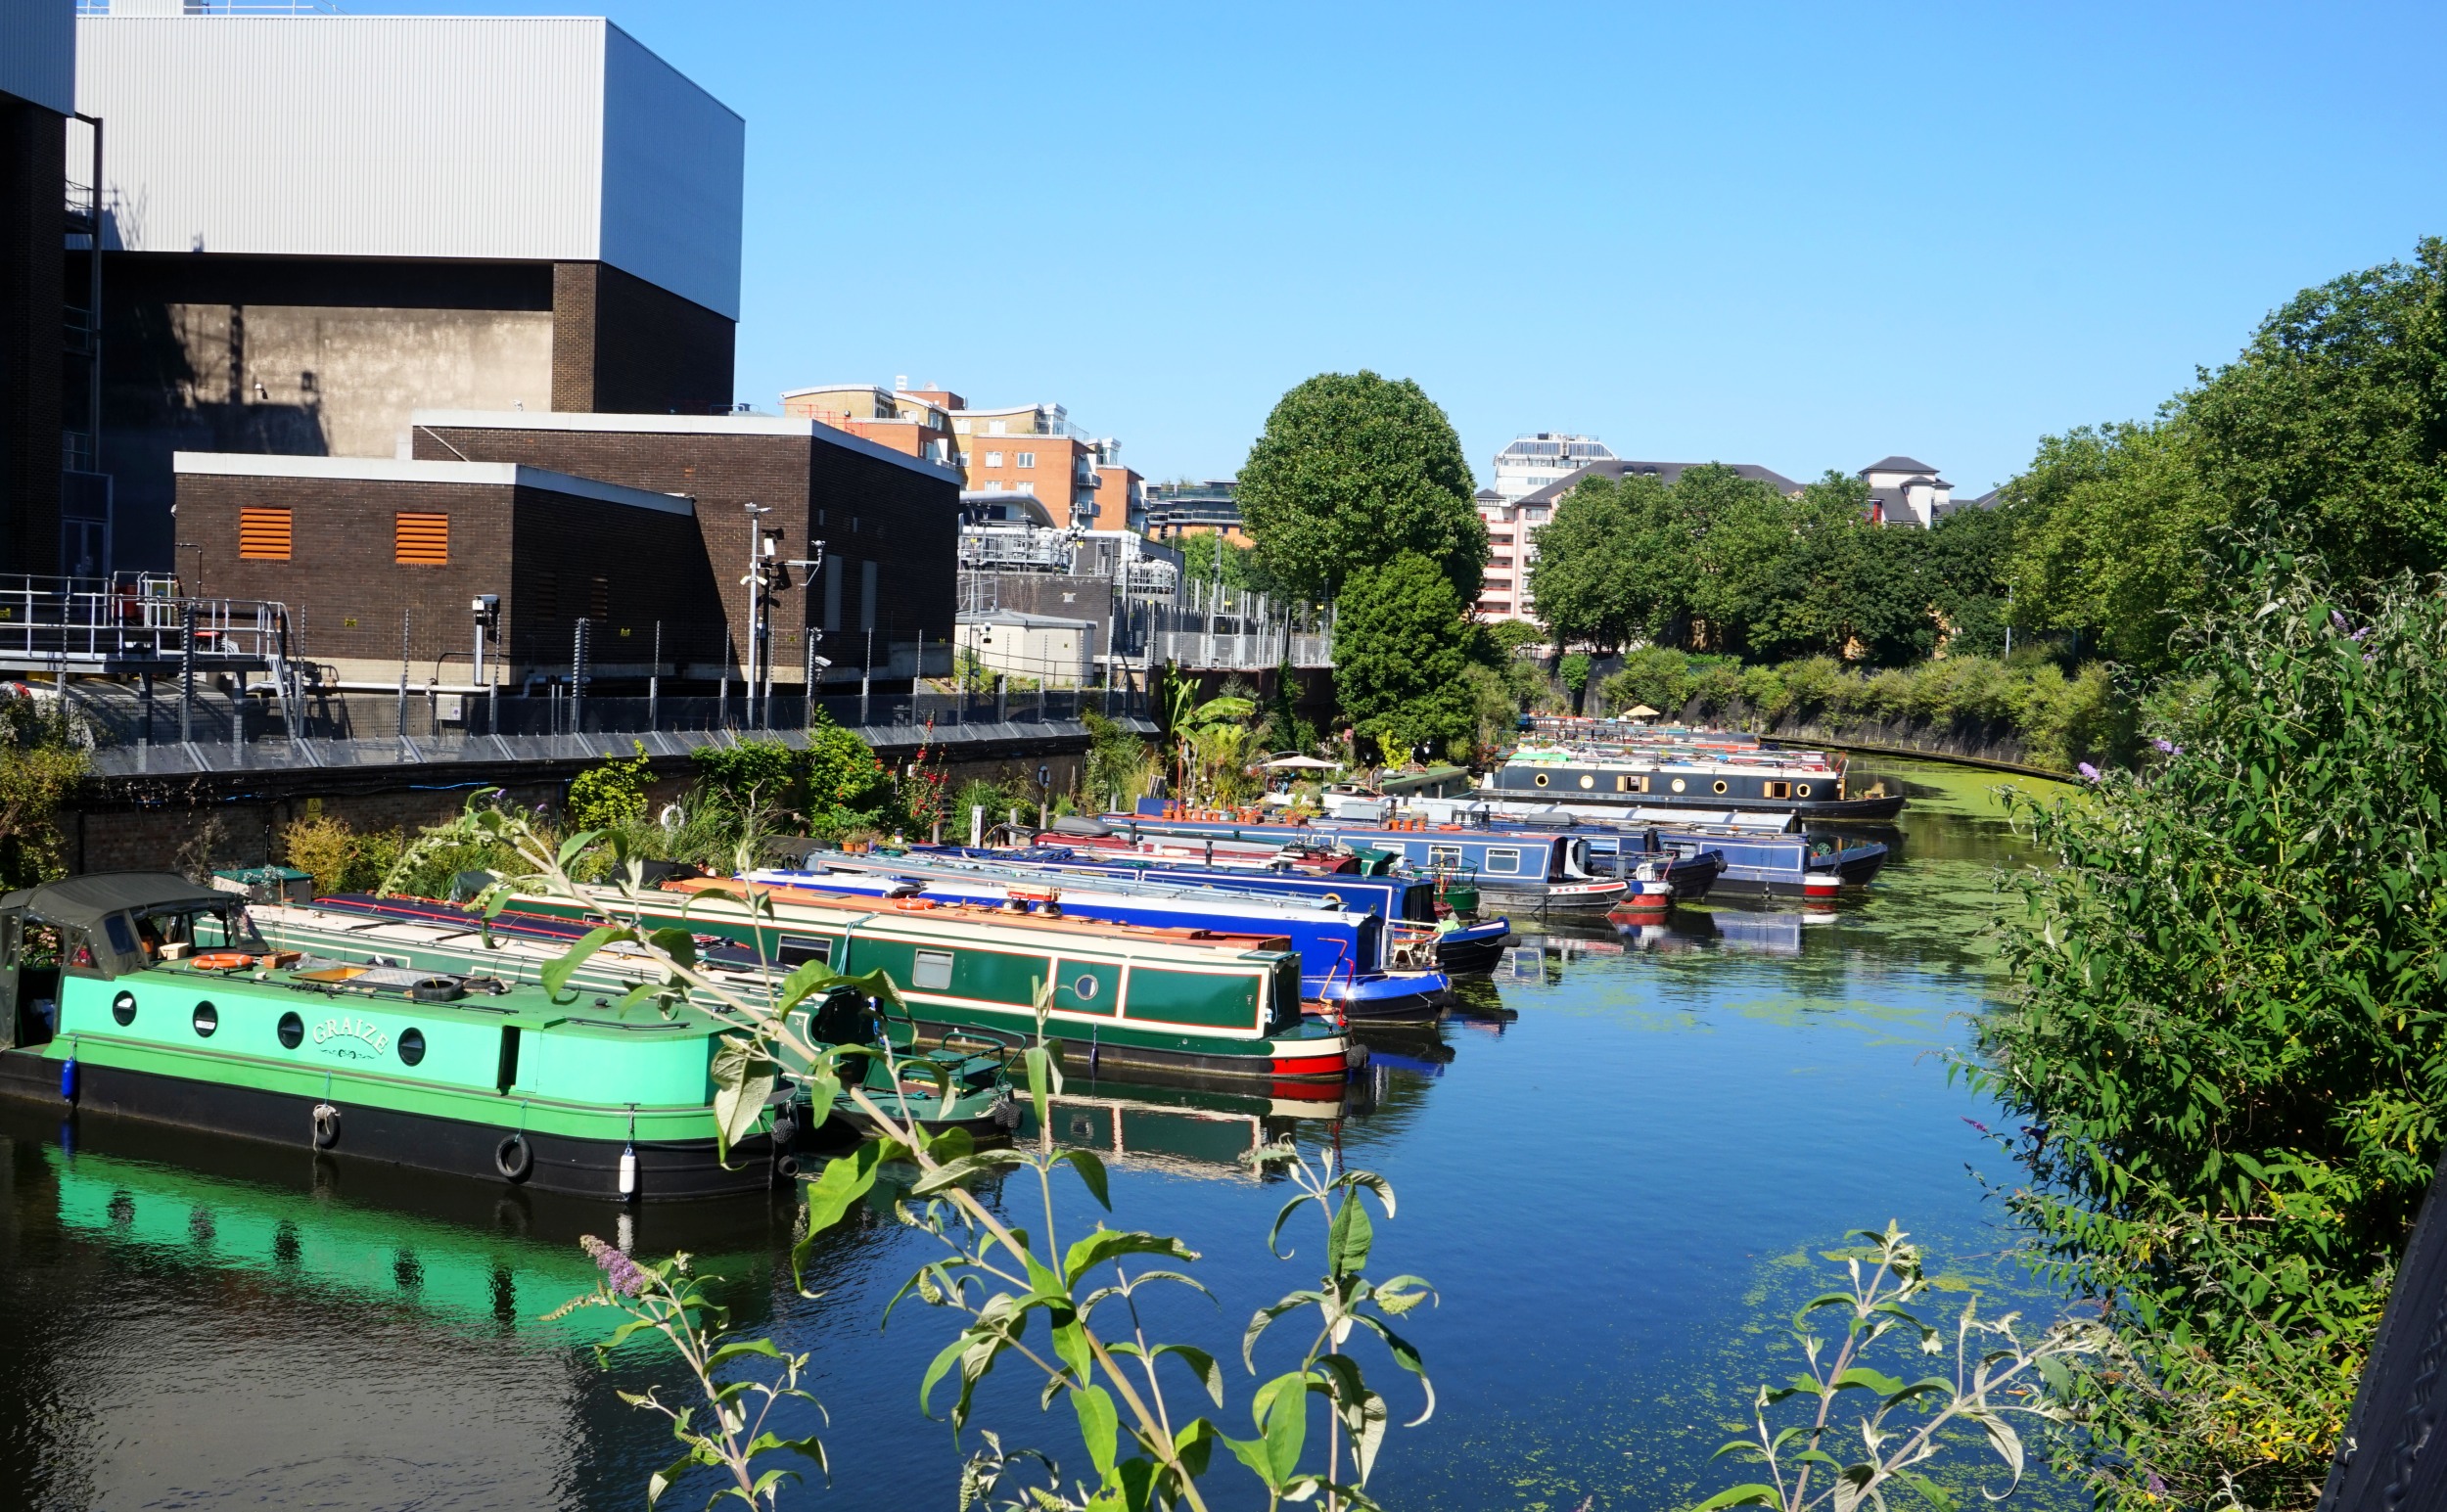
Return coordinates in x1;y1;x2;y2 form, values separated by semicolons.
914;846;1515;974
1113;808;1633;912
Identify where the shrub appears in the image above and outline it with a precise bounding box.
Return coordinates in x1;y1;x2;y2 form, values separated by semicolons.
278;806;356;896
1968;551;2447;1508
695;741;800;815
567;741;653;831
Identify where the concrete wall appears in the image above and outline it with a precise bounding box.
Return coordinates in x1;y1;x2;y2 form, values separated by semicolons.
98;253;733;572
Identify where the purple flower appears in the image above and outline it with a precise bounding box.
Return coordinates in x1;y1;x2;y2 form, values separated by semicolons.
2078;761;2101;782
1962;1117;1991;1134
2152;738;2181;755
2351;626;2372;642
2331;610;2351;633
581;1234;650;1297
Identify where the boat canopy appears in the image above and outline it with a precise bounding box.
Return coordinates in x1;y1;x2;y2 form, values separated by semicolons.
0;872;232;932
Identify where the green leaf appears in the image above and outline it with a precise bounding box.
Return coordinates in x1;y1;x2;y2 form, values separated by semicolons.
541;924;630;998
702;1338;784;1370
1073;1384;1121;1480
1024;1042;1065;1129
708;1035;778;1163
1327;1186;1376;1275
1051;1316;1092;1383
1063;1228;1200;1289
1154;1343;1226;1407
793;1143;886;1292
1254;1370;1310;1485
645;925;700;971
1061;1148;1112;1210
1689;1484;1783;1510
1900;1470;1960;1512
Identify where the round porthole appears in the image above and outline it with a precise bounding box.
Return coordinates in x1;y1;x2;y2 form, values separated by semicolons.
277;1010;304;1049
1534;772;1549;787
1578;774;1594;789
1797;783;1812;798
112;990;137;1026
1670;778;1686;794
1713;780;1729;795
1073;974;1101;1002
192;1001;218;1037
397;1028;427;1067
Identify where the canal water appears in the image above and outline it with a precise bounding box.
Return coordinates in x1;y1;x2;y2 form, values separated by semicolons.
0;758;2079;1511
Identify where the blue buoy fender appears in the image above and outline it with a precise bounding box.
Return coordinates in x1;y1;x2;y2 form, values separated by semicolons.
59;1057;77;1103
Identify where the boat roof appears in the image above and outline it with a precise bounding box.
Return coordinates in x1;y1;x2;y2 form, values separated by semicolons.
660;878;1296;955
0;871;232;930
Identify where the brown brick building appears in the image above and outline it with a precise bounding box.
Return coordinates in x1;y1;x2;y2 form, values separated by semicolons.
173;454;716;686
409;410;965;686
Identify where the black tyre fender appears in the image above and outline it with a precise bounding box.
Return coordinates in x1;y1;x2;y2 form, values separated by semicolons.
494;1132;534;1182
310;1102;342;1150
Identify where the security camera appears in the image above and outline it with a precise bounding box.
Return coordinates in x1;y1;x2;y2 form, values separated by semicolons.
810;657;833;670
472;594;498;617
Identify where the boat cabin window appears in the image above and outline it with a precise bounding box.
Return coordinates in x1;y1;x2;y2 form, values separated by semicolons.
1766;782;1791;799
103;914;139;957
1482;848;1522;875
1712;781;1729;795
1616;775;1646;793
778;939;832;969
1533;773;1549;788
912;949;955;990
1427;844;1462;869
1577;774;1593;789
1560;840;1593;879
1796;783;1813;797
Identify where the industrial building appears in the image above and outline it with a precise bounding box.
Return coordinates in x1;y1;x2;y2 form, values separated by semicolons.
1;0;90;579
73;7;745;573
173;453;715;691
407;409;965;690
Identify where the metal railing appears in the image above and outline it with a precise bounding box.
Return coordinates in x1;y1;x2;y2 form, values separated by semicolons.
0;574;295;675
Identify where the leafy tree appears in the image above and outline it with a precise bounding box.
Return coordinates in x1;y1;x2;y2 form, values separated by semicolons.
1266;659;1318;756
1968;546;2447;1507
1521;475;1656;651
1921;497;2021;657
1482;619;1546;660
1179;530;1288;599
0;692;84;889
2001;238;2447;671
802;711;895;830
1237;372;1489;601
1557;653;1592;713
1332;551;1475;762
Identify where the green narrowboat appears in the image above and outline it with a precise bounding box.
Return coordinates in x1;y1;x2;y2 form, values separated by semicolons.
497;879;1360;1097
0;874;790;1201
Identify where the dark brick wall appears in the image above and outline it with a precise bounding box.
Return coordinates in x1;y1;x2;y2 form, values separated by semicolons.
416;423;961;677
551;261;735;415
175;471;716;675
0;97;65;575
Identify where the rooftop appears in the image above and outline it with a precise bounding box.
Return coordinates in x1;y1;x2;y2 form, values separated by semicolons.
1514;458;1804;506
171;452;695;515
409;408;963;483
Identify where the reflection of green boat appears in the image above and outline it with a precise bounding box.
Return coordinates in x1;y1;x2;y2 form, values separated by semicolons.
1020;1080;1344;1180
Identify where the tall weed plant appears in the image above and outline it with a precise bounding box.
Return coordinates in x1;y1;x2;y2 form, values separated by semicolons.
1965;548;2447;1510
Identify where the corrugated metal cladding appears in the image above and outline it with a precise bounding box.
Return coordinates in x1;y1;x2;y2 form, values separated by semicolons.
73;15;744;318
0;0;76;115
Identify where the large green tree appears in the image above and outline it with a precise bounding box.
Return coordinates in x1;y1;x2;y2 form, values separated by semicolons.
1331;550;1475;762
1237;372;1489;602
2004;237;2447;670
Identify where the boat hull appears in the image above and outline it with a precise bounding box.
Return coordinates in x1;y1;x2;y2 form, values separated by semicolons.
1481;787;1907;821
898;1017;1363;1102
1;1046;779;1201
1435;919;1512;974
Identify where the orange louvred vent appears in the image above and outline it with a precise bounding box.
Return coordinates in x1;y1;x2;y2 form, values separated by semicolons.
394;513;449;565
238;507;293;561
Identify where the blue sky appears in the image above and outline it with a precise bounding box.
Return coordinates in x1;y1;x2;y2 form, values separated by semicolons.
409;1;2443;493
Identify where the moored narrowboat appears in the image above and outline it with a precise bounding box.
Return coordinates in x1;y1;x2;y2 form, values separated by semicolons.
495;879;1362;1097
1110;811;1632;912
1488;744;1905;820
0;874;792;1201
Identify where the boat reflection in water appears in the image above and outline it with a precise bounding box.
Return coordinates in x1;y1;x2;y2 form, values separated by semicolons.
1020;1080;1349;1181
1502;905;1827;977
10;1099;797;1341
